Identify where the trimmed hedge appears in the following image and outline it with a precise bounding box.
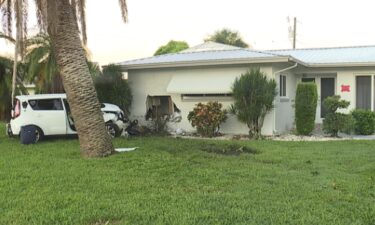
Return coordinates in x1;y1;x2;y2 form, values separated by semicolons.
351;109;375;135
322;95;351;137
295;83;318;135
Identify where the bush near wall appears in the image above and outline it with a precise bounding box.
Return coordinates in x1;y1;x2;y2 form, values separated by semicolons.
295;83;318;135
351;109;375;135
187;101;228;137
322;95;350;137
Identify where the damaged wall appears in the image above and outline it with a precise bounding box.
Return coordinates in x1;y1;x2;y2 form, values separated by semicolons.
127;64;275;135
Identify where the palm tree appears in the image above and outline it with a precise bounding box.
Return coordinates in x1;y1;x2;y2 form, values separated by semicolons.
205;28;250;48
25;33;100;94
0;56;28;121
24;33;64;93
0;0;128;157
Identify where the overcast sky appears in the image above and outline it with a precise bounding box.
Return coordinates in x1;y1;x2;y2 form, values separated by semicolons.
1;0;375;65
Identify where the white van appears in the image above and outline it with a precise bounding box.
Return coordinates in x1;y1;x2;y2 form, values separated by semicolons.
6;94;126;142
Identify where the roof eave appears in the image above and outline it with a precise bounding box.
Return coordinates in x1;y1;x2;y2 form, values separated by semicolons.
307;62;375;68
119;56;291;70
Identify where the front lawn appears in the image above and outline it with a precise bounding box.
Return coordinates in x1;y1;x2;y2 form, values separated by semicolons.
0;123;374;225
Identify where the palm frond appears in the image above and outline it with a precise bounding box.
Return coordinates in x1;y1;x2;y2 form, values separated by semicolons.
118;0;128;23
34;0;47;32
76;0;87;44
0;31;15;43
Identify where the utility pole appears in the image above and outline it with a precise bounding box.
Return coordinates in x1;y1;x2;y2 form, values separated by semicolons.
293;17;297;49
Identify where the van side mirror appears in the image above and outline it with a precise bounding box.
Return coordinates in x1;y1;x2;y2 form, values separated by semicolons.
22;101;28;109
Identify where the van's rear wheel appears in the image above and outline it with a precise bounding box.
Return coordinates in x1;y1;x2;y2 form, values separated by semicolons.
105;123;120;138
34;127;44;143
20;126;44;144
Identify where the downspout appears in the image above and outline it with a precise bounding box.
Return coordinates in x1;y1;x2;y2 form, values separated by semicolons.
272;62;298;135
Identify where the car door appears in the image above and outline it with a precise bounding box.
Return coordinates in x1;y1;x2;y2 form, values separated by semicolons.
28;98;67;135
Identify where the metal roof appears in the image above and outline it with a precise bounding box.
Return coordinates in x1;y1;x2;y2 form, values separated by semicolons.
268;45;375;66
117;42;289;69
117;43;375;69
181;41;242;52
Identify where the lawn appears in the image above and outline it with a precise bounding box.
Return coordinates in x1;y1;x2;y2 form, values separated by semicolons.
0;123;374;225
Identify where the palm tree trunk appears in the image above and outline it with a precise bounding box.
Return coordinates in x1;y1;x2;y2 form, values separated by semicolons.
11;40;18;108
47;0;114;157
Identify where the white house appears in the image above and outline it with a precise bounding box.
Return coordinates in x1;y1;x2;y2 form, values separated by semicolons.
115;42;375;135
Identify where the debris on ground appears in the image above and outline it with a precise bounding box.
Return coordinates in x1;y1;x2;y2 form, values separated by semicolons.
115;147;138;152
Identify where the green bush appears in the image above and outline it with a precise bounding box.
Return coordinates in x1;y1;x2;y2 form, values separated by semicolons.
187;101;228;137
295;83;318;135
322;95;350;137
94;64;132;114
351;109;375;135
231;68;277;139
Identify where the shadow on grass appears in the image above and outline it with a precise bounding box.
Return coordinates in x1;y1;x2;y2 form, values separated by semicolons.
201;143;259;156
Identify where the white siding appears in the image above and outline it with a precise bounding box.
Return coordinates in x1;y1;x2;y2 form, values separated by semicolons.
293;67;375;122
127;65;275;135
274;70;297;134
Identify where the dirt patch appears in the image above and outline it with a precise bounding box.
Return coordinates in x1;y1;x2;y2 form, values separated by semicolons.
201;143;258;156
89;220;121;225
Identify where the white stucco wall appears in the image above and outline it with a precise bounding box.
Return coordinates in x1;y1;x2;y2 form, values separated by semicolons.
293;66;375;123
127;64;275;135
274;68;297;134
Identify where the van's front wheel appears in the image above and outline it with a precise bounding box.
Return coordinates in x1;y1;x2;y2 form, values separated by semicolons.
6;123;13;138
105;123;120;138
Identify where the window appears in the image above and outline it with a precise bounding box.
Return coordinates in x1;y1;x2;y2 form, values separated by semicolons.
279;75;286;97
356;76;372;110
29;99;63;111
181;93;232;101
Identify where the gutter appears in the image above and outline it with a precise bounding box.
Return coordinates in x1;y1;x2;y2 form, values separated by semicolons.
272;62;298;135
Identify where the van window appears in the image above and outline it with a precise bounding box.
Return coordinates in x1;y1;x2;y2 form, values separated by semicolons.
29;99;63;111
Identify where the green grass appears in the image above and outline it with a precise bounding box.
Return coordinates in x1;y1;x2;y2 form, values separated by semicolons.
0;123;374;225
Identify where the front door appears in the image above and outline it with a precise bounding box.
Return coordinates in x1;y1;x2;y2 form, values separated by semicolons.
321;78;335;118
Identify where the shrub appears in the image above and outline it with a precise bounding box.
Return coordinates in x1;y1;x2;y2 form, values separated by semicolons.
231;68;276;139
295;83;318;135
187;101;228;137
94;64;132;114
322;95;350;137
351;109;375;135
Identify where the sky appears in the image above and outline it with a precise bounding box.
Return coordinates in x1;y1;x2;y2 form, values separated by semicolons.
1;0;375;66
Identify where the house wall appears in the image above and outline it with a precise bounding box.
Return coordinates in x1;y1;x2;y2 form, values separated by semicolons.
273;64;297;134
293;66;375;123
127;64;275;135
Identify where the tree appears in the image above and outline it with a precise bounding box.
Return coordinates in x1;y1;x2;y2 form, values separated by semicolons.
0;56;13;121
24;33;64;93
24;33;98;94
0;31;15;43
205;28;249;48
154;40;189;56
230;68;276;139
0;56;28;121
0;0;128;157
94;64;132;114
